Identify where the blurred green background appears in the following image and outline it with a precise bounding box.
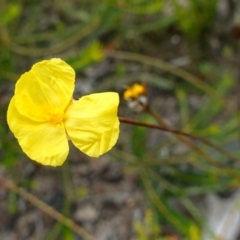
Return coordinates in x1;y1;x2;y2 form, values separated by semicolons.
1;0;240;239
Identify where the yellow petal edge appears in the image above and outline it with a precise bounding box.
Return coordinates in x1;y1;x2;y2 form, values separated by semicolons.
64;92;120;157
7;97;69;166
14;58;75;121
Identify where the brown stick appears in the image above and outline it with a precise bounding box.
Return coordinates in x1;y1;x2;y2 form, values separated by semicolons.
1;178;94;240
119;116;239;163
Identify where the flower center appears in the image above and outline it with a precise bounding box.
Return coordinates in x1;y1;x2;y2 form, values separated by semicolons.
49;113;64;125
46;107;64;126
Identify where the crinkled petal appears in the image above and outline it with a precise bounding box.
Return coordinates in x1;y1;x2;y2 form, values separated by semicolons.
14;58;75;122
64;92;119;157
7;97;69;166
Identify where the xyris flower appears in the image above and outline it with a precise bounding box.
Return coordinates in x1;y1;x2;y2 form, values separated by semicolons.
7;58;119;166
124;83;148;112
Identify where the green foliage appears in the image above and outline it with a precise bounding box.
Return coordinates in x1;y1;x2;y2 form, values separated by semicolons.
61;226;75;240
7;192;18;215
0;3;21;28
122;64;239;237
135;209;201;240
67;41;104;72
131;114;151;158
171;0;218;40
134;209;164;240
104;0;164;14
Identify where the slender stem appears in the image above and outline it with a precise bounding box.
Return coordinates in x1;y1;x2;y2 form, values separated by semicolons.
119;114;239;164
3;18;99;57
121;115;223;169
1;178;94;240
120;117;198;138
146;107;239;163
139;168;189;234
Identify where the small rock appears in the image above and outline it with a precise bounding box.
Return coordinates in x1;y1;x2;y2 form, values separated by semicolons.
74;204;98;222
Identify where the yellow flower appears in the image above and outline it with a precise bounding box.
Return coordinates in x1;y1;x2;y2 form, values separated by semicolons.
123;83;148;112
7;58;119;167
123;83;146;100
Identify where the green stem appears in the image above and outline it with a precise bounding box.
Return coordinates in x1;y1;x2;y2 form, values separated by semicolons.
139;168;189;234
1;178;94;240
2;18;99;57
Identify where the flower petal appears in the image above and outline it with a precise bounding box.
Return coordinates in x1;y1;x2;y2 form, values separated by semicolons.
64;92;119;157
14;58;75;122
7;96;69;166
